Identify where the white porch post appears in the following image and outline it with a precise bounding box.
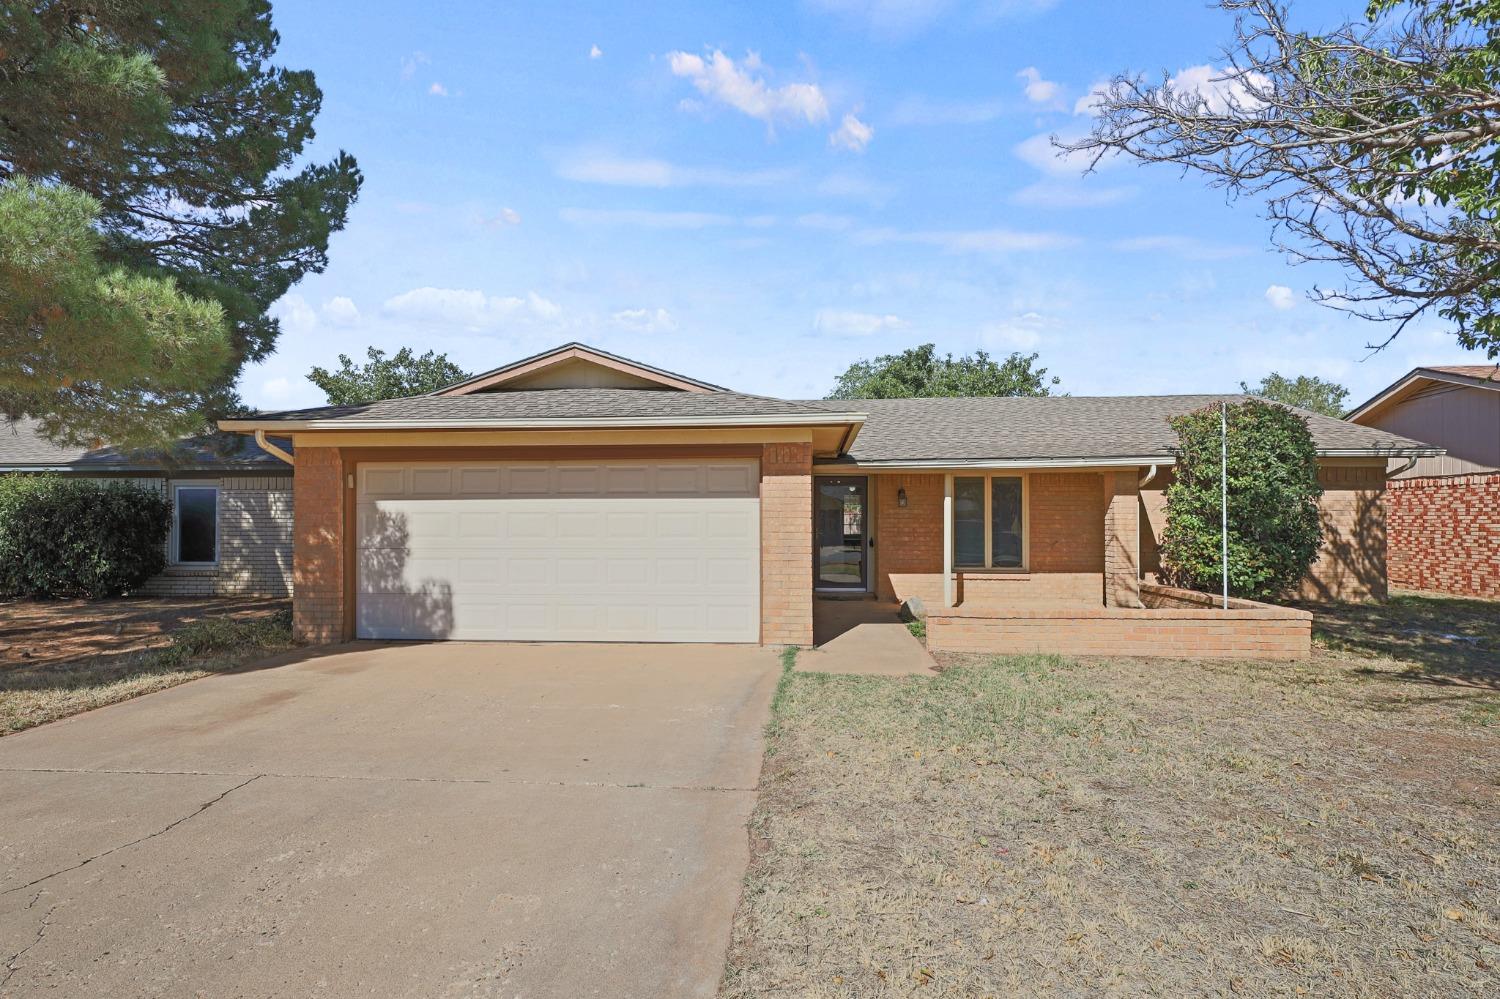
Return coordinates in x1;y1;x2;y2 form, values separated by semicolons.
942;473;954;608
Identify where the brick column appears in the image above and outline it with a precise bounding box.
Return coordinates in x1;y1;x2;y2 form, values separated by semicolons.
1103;471;1142;608
761;442;813;645
292;446;346;643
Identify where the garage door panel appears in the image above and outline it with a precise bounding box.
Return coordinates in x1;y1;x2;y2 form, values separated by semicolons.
356;460;760;642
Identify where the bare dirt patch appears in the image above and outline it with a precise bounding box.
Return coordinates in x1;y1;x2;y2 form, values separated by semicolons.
721;595;1498;997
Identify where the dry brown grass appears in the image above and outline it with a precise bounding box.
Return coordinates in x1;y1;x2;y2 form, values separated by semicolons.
0;610;296;735
721;595;1498;998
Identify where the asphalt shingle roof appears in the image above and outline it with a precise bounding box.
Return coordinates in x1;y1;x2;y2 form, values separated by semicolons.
809;394;1437;463
239;389;845;422
0;419;291;470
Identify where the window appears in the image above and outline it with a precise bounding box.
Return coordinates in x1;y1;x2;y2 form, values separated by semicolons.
951;475;1025;569
173;485;219;565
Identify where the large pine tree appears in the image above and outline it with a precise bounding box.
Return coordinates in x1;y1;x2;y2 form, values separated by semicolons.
0;1;361;448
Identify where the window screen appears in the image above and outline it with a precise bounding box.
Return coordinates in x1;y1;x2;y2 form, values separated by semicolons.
953;477;985;567
991;477;1023;568
176;487;218;564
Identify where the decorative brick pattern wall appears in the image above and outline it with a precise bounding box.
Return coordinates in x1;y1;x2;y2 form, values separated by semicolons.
929;585;1311;661
1386;472;1500;598
1103;471;1142;607
292;447;346;644
135;475;293;598
761;442;813;645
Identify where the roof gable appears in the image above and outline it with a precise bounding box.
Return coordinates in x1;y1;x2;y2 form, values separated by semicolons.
434;342;727;395
1347;364;1500;423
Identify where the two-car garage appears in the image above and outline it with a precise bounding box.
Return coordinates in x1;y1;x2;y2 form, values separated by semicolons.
354;459;762;643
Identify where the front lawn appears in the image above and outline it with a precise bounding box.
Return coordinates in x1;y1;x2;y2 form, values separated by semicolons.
0;607;296;735
721;594;1498;997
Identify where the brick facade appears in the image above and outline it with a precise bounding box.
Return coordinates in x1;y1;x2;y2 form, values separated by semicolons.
1386;472;1500;598
135;475;293;598
761;442;813;645
292;447;346;644
872;473;945;607
1103;471;1142;607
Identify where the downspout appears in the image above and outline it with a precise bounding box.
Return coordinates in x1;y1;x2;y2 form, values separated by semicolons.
253;429;295;466
1137;464;1159;488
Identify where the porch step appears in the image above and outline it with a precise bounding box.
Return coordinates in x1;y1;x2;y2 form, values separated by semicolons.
815;592;877;602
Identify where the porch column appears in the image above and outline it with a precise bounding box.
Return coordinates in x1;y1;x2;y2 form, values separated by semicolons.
292;446;347;643
1103;470;1143;608
761;442;814;645
943;473;954;608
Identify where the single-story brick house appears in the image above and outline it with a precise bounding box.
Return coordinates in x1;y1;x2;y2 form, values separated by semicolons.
1346;364;1499;598
4;343;1440;659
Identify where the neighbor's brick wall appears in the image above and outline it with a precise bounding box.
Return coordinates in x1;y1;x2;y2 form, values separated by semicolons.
292;447;346;644
1142;463;1389;603
761;443;813;645
1386;472;1500;598
136;475;293;598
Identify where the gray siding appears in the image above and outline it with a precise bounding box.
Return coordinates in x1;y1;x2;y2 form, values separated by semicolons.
1368;383;1500;478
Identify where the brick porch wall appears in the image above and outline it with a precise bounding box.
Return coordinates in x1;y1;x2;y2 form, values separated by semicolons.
761;442;813;645
1103;471;1142;607
292;447;345;644
1386;472;1500;598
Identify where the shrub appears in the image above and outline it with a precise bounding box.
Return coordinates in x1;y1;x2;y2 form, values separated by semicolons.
0;475;172;598
1160;400;1324;601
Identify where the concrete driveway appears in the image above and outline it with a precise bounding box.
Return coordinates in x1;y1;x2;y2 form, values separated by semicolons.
0;641;780;998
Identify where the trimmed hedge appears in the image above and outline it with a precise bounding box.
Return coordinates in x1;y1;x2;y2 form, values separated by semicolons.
0;475;172;599
1161;400;1325;601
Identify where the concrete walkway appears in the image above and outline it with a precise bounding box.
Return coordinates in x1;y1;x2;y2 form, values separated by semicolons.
803;599;937;676
0;641;779;998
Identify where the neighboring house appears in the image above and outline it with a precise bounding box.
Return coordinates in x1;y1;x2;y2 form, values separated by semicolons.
194;342;1434;660
1347;365;1500;599
0;420;295;597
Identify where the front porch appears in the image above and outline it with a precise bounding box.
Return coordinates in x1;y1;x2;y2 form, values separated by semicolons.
810;468;1313;660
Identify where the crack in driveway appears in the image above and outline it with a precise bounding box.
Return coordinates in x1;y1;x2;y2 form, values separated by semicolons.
0;775;263;900
2;901;59;989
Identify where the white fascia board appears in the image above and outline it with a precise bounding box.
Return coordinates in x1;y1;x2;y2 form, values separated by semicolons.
219;413;868;432
824;455;1177;471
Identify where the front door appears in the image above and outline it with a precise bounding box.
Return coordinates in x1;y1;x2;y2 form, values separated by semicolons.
815;476;868;590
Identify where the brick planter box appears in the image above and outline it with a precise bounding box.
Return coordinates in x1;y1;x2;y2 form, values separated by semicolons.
926;583;1311;661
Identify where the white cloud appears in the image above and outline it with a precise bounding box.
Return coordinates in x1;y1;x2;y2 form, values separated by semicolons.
381;287;561;329
321;296;361;327
1017;67;1061;107
611;308;677;333
272;294;318;335
1265;284;1297;310
557;153;795;188
817;172;897;205
589;44;603;59
858;225;1076;253
809;0;1058;36
1073;79;1110;116
666;49;828;127
979;311;1053;350
261;376;296;403
1167;64;1270;114
428;82;449;97
813;309;907;335
399;51;429;81
1010;181;1135;208
1111;235;1249;259
1015;131;1110;176
796;212;856;230
829;112;875;153
559;207;741;229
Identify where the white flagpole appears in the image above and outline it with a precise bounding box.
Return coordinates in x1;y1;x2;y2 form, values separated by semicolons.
1221;402;1229;610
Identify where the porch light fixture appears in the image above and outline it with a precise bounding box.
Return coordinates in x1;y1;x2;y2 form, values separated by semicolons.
897;486;908;508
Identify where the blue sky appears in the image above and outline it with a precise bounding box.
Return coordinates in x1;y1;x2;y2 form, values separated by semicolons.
247;0;1489;411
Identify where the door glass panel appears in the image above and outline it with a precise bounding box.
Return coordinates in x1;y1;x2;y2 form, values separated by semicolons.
816;478;866;588
176;487;218;564
991;477;1023;568
953;477;985;567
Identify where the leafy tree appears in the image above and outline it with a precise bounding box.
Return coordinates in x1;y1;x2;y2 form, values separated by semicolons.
827;344;1060;399
1239;372;1351;417
308;348;473;405
1160;400;1324;601
1068;0;1500;358
1;2;361;448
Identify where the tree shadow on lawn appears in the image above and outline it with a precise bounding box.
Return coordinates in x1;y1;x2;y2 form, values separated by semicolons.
1309;592;1500;690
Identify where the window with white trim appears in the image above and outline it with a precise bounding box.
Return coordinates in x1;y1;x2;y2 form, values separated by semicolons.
951;474;1026;569
172;484;219;565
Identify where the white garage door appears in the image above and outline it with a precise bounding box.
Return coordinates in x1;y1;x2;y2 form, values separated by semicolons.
356;459;761;642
